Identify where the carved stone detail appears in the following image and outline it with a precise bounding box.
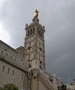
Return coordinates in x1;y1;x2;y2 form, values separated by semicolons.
28;68;39;79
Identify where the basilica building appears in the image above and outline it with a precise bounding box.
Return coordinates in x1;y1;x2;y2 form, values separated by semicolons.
0;10;63;90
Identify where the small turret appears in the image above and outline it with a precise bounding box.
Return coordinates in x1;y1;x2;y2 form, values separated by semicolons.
58;77;62;86
53;73;58;90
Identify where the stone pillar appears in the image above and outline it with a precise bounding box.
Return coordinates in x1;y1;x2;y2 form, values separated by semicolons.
31;77;38;90
28;69;39;90
53;73;58;90
58;77;62;86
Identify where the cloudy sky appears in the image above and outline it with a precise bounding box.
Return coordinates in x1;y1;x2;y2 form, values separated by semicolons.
0;0;75;83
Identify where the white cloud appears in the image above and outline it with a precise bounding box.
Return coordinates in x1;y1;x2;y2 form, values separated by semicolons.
0;0;5;7
0;23;10;43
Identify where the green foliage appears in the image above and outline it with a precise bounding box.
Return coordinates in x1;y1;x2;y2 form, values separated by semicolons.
0;87;3;90
0;83;19;90
4;83;18;90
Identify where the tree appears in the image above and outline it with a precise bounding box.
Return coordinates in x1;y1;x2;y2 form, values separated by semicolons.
0;84;19;90
4;83;19;90
0;87;3;90
4;83;18;90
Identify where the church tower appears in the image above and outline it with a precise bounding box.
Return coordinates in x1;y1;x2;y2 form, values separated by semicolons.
24;10;46;90
24;9;45;72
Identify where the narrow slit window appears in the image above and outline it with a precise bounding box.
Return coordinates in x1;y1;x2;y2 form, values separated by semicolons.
12;70;14;76
31;29;32;35
7;68;10;74
33;28;35;34
22;74;23;80
2;66;5;72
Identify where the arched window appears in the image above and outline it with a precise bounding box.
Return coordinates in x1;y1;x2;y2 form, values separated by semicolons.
33;27;35;34
28;30;29;36
30;29;32;35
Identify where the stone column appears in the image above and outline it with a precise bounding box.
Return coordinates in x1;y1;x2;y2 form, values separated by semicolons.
31;76;38;90
28;69;39;90
53;73;58;90
58;77;62;86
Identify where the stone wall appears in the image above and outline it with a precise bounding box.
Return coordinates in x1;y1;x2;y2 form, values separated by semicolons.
0;60;28;89
0;40;29;89
0;40;29;72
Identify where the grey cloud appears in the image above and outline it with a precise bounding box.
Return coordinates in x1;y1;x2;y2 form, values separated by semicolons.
45;0;75;83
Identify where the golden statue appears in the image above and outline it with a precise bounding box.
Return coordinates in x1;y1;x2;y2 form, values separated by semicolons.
34;9;39;17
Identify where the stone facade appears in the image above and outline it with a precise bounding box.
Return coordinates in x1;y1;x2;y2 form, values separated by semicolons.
0;10;61;90
0;40;29;90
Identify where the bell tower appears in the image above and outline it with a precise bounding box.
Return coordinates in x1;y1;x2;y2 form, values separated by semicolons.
24;9;45;71
24;9;46;90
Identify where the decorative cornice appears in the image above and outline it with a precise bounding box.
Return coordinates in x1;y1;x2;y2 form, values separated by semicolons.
25;22;45;32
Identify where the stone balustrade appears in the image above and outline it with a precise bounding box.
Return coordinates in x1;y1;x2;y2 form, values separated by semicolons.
38;71;55;90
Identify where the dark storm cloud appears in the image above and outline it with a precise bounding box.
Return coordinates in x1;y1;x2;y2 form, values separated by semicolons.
0;0;75;83
45;0;75;83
